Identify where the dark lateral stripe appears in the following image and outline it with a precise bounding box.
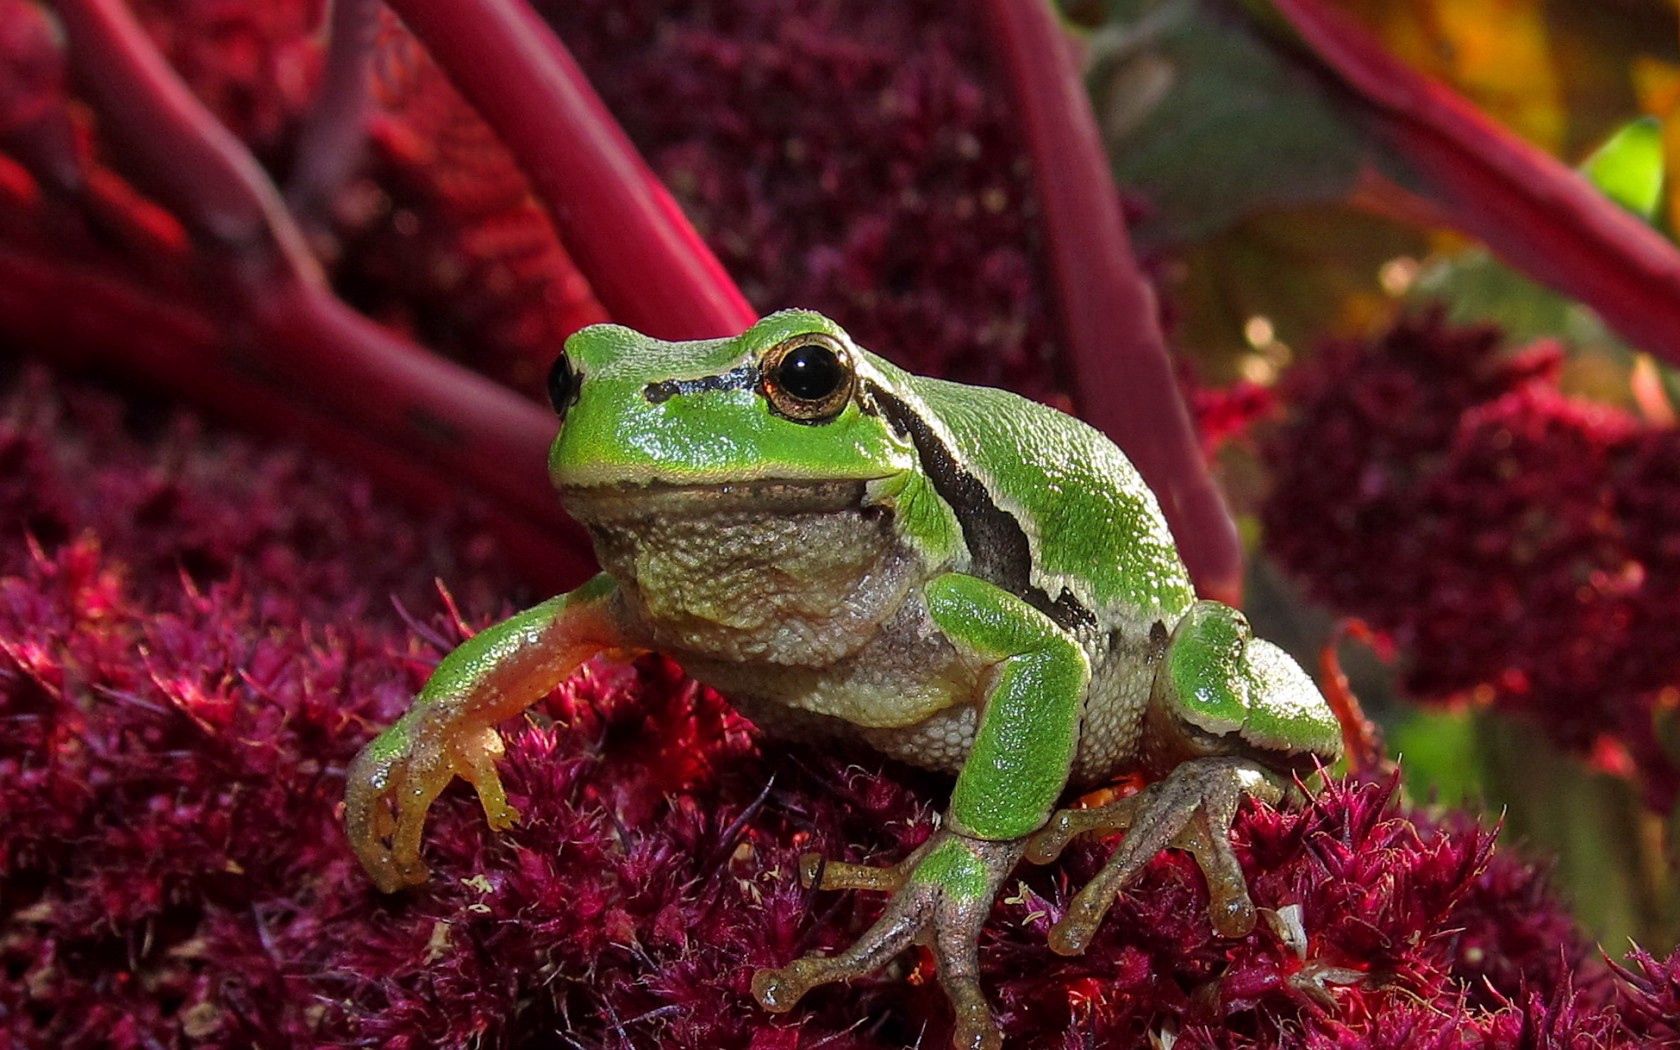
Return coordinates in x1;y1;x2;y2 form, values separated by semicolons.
868;382;1097;633
643;364;758;404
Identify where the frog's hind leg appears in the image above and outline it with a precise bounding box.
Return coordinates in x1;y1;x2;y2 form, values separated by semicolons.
1027;756;1283;953
1027;601;1339;954
754;573;1092;1050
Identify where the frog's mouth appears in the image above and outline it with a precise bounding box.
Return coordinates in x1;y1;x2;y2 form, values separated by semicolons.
558;478;874;524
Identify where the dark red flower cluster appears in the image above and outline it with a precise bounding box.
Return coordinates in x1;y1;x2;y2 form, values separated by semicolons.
3;367;1672;1049
543;0;1065;404
1261;314;1680;806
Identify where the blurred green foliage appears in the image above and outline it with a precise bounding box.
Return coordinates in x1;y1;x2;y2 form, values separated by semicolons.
1074;0;1680;953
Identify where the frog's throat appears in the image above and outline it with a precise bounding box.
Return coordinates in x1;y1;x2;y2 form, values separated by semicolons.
558;478;876;524
563;477;916;669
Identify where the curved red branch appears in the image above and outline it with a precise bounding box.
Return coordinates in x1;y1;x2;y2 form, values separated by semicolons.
53;0;313;270
47;0;595;583
1270;0;1680;367
0;244;590;586
384;0;758;340
978;0;1242;603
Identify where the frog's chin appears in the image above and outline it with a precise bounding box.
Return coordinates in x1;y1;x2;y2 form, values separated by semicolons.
557;477;876;524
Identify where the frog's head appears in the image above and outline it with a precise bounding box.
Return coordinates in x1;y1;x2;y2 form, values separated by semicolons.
547;311;925;659
545;309;914;520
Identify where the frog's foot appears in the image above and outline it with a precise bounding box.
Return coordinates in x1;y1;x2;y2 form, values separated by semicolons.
344;711;519;893
753;831;1025;1050
1026;756;1282;954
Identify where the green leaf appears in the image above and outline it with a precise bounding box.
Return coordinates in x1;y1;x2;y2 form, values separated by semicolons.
1470;712;1680;951
1388;707;1484;807
1581;116;1665;220
1409;247;1618;349
1082;0;1366;247
1406;120;1672;384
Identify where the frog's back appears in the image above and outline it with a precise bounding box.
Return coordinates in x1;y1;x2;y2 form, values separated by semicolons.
897;373;1196;636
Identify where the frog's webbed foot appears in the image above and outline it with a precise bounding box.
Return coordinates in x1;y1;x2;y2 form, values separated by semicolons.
345;710;518;893
1026;756;1282;954
753;831;1025;1050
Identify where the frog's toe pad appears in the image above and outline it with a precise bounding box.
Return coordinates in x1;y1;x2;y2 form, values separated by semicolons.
751;956;830;1013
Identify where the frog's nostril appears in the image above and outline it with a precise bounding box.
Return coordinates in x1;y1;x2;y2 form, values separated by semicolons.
546;353;579;420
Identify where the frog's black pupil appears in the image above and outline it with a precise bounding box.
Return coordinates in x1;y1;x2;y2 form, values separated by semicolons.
777;343;843;401
546;353;576;418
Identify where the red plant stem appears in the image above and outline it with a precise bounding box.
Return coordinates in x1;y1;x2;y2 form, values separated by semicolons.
285;0;379;220
48;0;595;582
0;244;591;587
977;0;1242;604
384;0;758;341
1269;0;1680;367
0;0;82;195
1317;619;1386;776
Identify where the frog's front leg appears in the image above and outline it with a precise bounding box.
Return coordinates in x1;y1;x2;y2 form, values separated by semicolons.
753;573;1088;1050
345;574;632;892
1027;600;1340;954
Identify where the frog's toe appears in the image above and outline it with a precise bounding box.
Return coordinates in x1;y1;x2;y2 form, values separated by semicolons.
796;844;922;893
1024;791;1144;865
933;879;1005;1050
1043;756;1283;953
346;711;495;893
459;726;520;831
948;979;1003;1050
752;878;931;1012
345;727;421;893
755;833;1022;1050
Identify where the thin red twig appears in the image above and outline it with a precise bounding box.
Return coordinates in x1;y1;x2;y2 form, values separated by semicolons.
1270;0;1680;367
285;0;380;221
1317;619;1387;776
384;0;758;340
977;0;1242;604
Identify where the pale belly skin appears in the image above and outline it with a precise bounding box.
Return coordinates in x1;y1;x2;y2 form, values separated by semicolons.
678;593;1161;787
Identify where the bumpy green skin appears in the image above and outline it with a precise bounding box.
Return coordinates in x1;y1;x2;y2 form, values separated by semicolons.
347;309;1344;1048
902;374;1196;620
1163;601;1343;759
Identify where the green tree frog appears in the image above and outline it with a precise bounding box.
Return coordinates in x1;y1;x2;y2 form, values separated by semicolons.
346;310;1342;1049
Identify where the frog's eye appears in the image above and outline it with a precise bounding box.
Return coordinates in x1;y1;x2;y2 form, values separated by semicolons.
760;333;855;423
546;352;579;421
